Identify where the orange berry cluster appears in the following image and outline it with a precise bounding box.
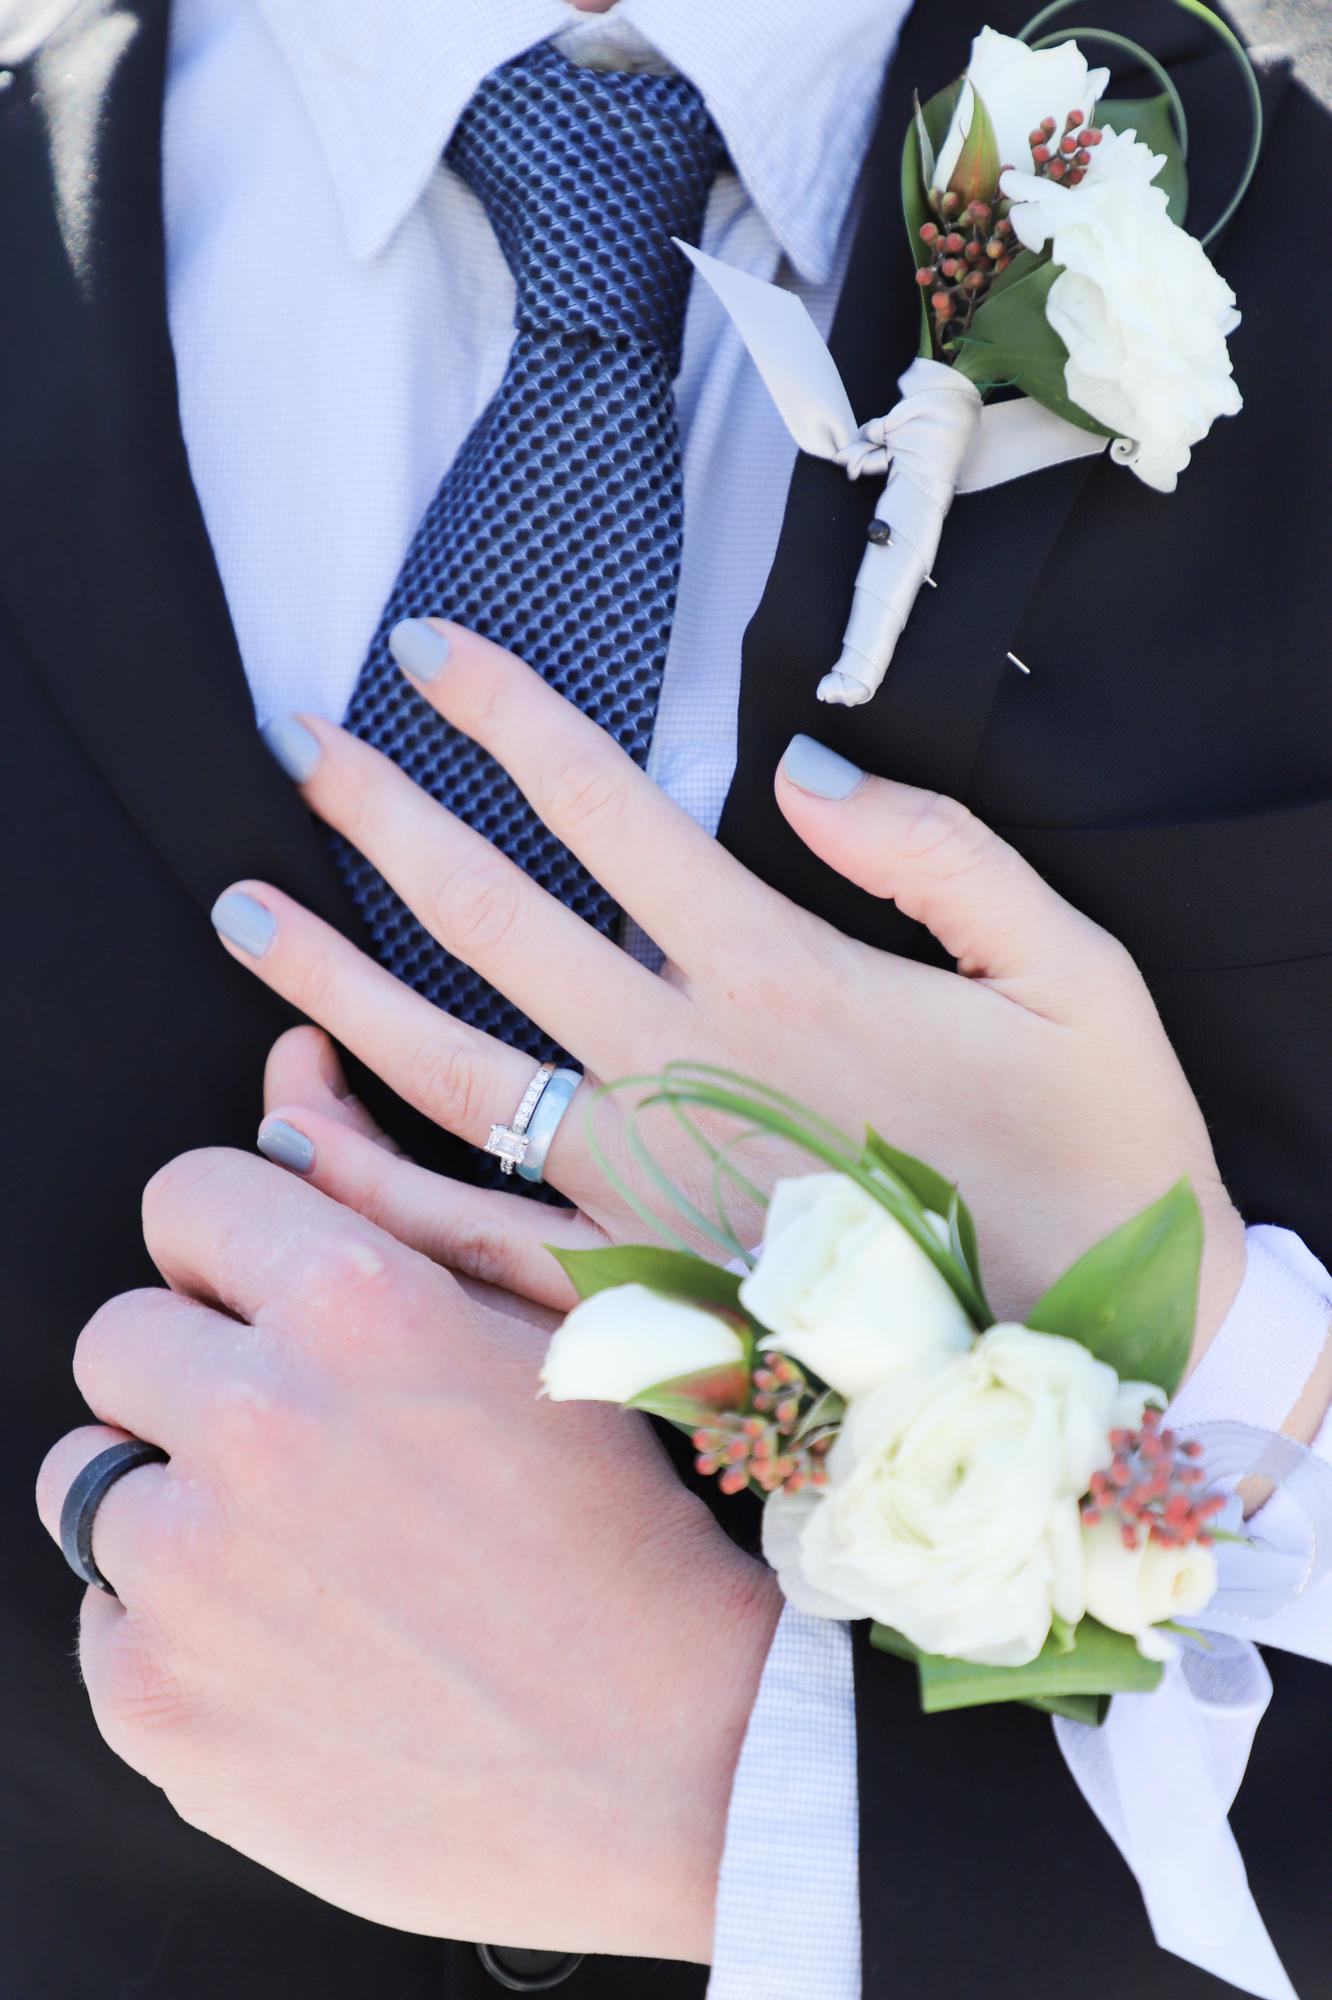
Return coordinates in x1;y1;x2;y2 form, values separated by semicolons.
915;110;1104;355
1082;1406;1226;1552
915;196;1018;352
1029;107;1103;187
692;1353;836;1498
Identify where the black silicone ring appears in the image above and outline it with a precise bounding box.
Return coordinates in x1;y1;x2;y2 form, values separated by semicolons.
58;1440;168;1596
475;1945;585;1990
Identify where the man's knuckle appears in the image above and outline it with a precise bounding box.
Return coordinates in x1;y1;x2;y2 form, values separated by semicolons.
72;1290;160;1398
91;1626;192;1756
204;1365;307;1473
141;1149;237;1232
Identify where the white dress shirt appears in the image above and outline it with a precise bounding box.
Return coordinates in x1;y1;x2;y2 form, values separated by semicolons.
154;2;1332;1994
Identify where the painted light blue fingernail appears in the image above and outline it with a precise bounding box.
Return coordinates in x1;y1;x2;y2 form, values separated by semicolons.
211;890;277;958
257;1119;315;1174
783;734;865;800
389;618;450;681
260;715;321;783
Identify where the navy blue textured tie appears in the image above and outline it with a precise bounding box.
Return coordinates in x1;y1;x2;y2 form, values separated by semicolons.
336;40;725;1058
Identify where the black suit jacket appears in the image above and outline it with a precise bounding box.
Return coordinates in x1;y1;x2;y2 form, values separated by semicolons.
2;2;1329;1996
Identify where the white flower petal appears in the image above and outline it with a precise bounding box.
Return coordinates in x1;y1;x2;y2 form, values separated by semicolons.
739;1174;972;1399
768;1324;1124;1668
540;1285;745;1404
1000;127;1241;486
933;29;1110;193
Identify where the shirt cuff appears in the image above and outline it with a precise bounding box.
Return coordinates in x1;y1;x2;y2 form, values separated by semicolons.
708;1606;860;2000
1168;1224;1332;1440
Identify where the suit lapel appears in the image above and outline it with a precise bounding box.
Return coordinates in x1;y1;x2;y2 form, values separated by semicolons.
718;0;1290;925
0;0;355;932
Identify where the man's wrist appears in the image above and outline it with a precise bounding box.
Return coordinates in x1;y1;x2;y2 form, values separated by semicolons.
634;1536;782;1965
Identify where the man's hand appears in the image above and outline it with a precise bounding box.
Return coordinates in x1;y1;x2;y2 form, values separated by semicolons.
35;1151;779;1959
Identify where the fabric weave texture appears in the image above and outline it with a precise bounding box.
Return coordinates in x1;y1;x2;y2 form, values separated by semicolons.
336;40;725;1056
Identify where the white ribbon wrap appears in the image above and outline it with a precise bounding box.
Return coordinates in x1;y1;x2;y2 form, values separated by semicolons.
1055;1424;1332;2000
826;359;980;705
678;242;1110;704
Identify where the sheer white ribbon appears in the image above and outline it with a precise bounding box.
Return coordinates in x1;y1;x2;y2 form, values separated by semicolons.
1055;1424;1332;2000
677;242;1110;704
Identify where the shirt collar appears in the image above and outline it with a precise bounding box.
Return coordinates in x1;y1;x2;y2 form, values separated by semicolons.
257;0;910;283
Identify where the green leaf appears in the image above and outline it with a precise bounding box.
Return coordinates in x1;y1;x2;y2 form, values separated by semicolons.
947;85;1001;205
912;1618;1162;1713
976;243;1042;306
946;1189;985;1308
1026;1180;1202;1399
868;1623;921;1666
551;1244;743;1312
901;78;961;240
625;1360;751;1425
1096;94;1188;225
868;1625;1123;1725
912;92;936;206
1050;1612;1077;1655
861;1129;950;1217
858;1130;990;1327
861;1130;990;1315
792;1386;847;1444
953;259;1114;434
1027;1691;1112;1726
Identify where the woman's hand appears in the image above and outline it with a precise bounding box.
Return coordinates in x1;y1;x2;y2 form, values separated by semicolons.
215;617;1245;1355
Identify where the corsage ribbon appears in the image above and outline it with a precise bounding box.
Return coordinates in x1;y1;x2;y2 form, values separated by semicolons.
1057;1423;1332;2000
677;242;1110;704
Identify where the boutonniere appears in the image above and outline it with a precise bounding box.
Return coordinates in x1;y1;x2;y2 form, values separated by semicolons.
677;1;1261;706
539;1066;1332;1984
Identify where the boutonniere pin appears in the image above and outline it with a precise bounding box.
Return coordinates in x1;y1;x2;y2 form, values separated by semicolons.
678;0;1262;705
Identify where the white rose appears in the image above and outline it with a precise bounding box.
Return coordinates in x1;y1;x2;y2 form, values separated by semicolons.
738;1174;973;1400
1081;1515;1219;1660
763;1324;1133;1666
1001;128;1242;492
540;1285;746;1404
933;27;1110;194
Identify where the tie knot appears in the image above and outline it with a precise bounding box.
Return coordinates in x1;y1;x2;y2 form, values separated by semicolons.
448;41;725;363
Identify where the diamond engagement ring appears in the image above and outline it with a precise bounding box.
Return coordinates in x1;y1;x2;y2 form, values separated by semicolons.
484;1064;583;1183
485;1063;556;1175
